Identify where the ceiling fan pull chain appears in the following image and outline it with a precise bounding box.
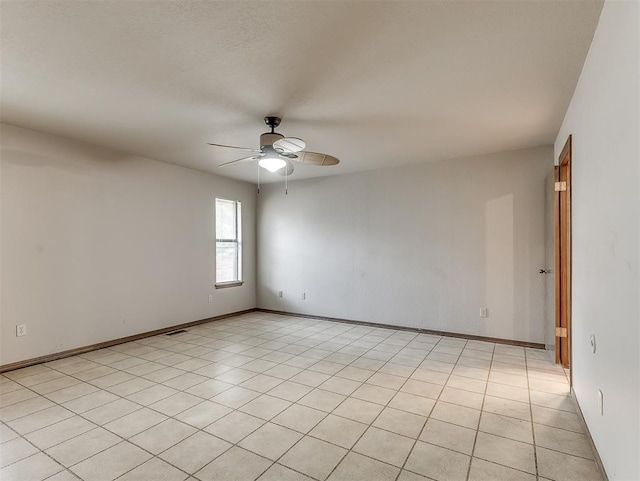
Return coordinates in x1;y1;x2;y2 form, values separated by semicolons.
285;167;288;195
257;163;260;194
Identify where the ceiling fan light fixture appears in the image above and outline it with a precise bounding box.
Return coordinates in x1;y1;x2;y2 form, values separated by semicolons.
258;156;287;172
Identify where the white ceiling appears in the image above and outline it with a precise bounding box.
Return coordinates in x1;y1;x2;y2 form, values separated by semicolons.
1;1;603;183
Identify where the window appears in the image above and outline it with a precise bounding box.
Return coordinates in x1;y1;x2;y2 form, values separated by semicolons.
215;198;242;287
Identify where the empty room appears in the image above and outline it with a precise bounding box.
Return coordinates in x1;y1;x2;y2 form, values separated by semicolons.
0;1;638;481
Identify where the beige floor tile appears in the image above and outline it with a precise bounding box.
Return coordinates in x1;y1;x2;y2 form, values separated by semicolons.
379;362;415;378
388;391;435;417
26;376;78;395
483;395;531;421
7;405;75;435
373;407;426;438
431;400;480;429
468;457;535;481
528;378;570;395
366;372;406;390
319;376;361;396
410;368;449;385
162;373;210;391
211;386;261;408
0;423;19;443
529;390;576;412
185;378;234;398
328;452;400;480
479;411;533;443
331;397;383;424
309;414;368;449
0;396;55;423
452;365;489;381
419;359;455;374
350;358;385;371
126;384;178;406
25;415;96;450
239;394;292;420
445;375;487;394
439;386;484;409
240;374;285;393
143;366;186;383
272;404;327;433
61;389;120;414
537;447;604;481
160;431;231;474
45;427;121;467
44;469;84;481
351;384;396;405
267;381;313;402
354;426;414;467
82;398;140;425
129;418;196;454
532;405;584;432
420;418;476;455
473;432;535;474
174;400;232;428
257;463;314;480
263;364;303;380
149;392;203;416
280;436;347;480
534;423;594;459
485;382;529;403
239;422;303;460
289;370;332;387
0;436;39;468
215;368;258;385
0;388;38;407
70;441;151;481
488;371;528;389
195;446;272;481
298;389;346;412
117;457;188;481
397;469;430;480
0;451;64;481
405;441;470;481
103;407;167;438
401;379;443;399
204;410;265;443
106;378;156;397
309;360;347;375
335;366;375;382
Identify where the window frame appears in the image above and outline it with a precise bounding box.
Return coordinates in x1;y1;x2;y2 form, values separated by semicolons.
215;197;243;288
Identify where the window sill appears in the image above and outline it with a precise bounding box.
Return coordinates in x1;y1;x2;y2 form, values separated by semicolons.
215;281;244;289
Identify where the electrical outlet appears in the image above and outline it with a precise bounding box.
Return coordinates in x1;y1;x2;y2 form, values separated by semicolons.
597;390;604;415
479;307;488;318
278;291;283;298
16;324;27;337
208;294;213;303
301;293;306;300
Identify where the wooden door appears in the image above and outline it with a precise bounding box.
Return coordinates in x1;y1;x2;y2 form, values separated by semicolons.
555;136;572;368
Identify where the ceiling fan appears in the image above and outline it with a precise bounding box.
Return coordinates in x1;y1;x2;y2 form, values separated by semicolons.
208;116;339;176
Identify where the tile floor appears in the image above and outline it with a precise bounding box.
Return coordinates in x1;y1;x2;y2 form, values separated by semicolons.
0;312;604;481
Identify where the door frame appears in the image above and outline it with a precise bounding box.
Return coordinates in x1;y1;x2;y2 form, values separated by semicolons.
555;135;572;369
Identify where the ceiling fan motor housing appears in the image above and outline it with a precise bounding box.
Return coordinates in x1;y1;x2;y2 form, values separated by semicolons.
260;132;284;148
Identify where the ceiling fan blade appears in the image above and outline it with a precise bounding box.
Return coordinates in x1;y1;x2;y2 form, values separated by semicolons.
207;143;261;153
218;155;259;167
273;137;306;153
293;151;340;166
276;160;295;176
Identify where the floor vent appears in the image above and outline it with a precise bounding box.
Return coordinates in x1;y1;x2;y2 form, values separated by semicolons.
166;329;187;336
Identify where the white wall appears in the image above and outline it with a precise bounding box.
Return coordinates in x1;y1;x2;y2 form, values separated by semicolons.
0;124;257;366
258;146;551;344
554;1;639;479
